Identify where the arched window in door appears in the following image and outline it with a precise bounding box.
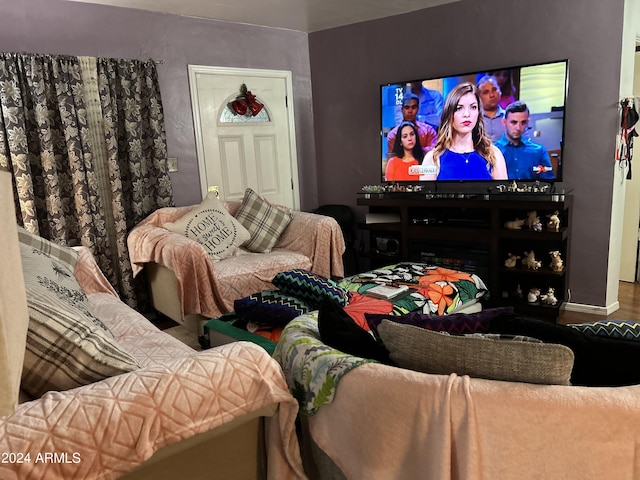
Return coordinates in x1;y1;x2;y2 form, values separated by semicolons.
219;84;271;124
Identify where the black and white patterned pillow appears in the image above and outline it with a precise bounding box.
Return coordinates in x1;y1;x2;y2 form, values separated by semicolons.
19;241;140;398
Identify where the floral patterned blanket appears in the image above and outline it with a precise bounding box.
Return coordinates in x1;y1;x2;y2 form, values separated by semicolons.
273;311;376;416
338;262;488;316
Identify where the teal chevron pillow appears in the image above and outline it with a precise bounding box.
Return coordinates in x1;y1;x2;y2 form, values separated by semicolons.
570;320;640;341
272;269;348;307
234;290;312;327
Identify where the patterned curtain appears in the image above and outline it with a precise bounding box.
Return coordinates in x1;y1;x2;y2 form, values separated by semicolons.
95;58;173;306
0;52;173;308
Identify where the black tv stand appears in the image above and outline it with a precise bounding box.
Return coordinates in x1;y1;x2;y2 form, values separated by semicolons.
357;191;572;322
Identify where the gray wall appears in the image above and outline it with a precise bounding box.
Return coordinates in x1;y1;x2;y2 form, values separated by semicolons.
0;0;317;209
309;0;625;308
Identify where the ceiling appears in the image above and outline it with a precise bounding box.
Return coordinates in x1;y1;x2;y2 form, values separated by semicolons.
64;0;459;32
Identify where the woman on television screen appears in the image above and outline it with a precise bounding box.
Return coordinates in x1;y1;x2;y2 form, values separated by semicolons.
420;82;508;181
385;121;424;181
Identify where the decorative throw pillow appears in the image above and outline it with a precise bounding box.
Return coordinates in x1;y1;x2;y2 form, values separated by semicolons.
570;320;640;341
234;290;312;328
164;192;251;261
378;320;574;385
17;226;79;269
19;242;141;398
365;307;514;337
489;313;640;386
317;298;390;363
234;188;293;253
272;269;349;307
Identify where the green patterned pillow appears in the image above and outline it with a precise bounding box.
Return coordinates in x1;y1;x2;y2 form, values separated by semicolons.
272;269;348;307
234;188;293;253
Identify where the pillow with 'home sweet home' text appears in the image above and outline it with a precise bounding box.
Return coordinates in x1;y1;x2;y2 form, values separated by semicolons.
164;192;251;261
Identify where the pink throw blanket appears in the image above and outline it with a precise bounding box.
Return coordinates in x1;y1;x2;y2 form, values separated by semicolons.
309;363;640;479
127;203;345;319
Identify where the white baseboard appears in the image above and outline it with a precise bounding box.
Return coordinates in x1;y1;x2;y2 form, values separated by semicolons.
563;301;621;317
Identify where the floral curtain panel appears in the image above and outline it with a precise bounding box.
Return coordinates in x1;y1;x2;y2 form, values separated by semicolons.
96;57;173;305
0;52;173;307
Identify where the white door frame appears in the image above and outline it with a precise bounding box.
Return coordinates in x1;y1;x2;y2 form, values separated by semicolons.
188;65;301;209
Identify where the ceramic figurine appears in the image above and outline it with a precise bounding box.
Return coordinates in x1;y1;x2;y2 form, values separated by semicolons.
522;250;541;270
540;287;558;306
504;218;525;230
547;210;561;231
549;250;564;272
525;210;539;230
527;287;541;303
504;252;520;268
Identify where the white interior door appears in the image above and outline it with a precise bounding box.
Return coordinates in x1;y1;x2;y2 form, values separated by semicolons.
188;66;299;209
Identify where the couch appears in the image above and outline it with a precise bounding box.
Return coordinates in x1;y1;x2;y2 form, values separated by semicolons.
275;307;640;480
128;196;345;334
0;178;306;479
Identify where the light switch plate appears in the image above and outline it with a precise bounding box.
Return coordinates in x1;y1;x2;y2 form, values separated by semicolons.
167;157;178;172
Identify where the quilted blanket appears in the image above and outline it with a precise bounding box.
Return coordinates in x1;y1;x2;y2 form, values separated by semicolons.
0;340;304;480
0;249;305;480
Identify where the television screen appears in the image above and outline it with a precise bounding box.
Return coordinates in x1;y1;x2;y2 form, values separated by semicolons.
380;60;568;184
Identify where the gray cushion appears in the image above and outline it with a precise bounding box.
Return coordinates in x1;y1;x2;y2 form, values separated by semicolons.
234;188;293;253
377;319;574;385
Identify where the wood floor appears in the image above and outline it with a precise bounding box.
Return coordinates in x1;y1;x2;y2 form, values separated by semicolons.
558;281;640;325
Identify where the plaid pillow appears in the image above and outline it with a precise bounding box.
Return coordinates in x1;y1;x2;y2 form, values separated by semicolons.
17;226;78;270
234;188;293;253
19;242;140;398
272;269;348;307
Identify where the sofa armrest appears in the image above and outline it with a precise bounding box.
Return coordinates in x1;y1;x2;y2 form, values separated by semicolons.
73;246;119;297
275;211;346;279
127;219;225;319
0;342;304;480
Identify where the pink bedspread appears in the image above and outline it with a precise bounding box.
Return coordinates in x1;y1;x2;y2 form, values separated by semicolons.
0;340;305;480
0;249;306;480
127;202;345;319
309;362;640;479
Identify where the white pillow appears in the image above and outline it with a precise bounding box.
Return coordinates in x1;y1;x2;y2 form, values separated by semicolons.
164;192;251;261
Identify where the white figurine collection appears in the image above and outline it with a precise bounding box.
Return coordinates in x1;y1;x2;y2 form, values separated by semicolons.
526;286;558;305
504;209;560;232
503;209;564;306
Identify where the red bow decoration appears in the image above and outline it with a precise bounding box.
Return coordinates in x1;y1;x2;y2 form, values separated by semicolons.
229;84;264;117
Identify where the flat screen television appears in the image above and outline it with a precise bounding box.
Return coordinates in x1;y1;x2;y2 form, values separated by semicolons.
380;59;568;185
